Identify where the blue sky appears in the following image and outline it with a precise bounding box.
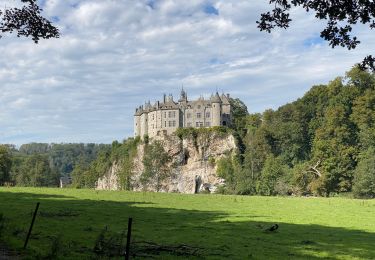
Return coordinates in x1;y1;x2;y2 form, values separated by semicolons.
0;0;374;145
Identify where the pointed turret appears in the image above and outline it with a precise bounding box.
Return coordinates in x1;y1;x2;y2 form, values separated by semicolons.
210;92;222;103
179;86;187;102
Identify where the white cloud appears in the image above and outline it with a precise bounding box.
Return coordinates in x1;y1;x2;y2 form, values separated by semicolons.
0;0;374;145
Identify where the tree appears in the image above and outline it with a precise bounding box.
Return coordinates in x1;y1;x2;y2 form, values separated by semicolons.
352;147;375;198
216;156;236;193
258;1;375;71
0;145;12;184
14;154;58;187
141;141;171;192
0;0;59;43
256;155;289;196
229;97;249;135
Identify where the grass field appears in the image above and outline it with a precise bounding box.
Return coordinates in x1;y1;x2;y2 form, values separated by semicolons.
0;187;374;259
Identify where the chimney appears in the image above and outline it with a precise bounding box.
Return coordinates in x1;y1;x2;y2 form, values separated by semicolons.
163;94;166;103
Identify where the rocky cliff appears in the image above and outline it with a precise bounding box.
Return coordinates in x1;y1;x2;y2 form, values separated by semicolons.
96;131;237;193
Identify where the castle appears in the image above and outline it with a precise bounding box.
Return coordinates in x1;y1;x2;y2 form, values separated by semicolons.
134;89;231;138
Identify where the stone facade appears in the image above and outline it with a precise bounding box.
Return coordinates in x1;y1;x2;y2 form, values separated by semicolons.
134;89;231;138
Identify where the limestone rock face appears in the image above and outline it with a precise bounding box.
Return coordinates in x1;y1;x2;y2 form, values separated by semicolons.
96;162;121;191
96;132;237;193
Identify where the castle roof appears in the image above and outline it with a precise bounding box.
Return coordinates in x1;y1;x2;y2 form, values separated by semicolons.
160;100;179;110
135;91;230;116
210;92;222;103
220;93;230;105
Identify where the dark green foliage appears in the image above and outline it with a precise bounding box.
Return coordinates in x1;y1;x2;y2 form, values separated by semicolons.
114;137;140;190
258;1;375;71
11;154;59;187
0;145;12;184
0;0;59;43
353;148;375;198
215;67;375;197
71;137;141;189
5;143;111;187
256;155;290;196
216;157;236;192
175;126;231;140
216;154;248;194
141;141;171;191
229;97;249;136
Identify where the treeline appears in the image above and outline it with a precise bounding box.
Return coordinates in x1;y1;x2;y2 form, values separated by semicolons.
70;138;140;188
218;67;375;198
2;67;374;198
0;143;111;187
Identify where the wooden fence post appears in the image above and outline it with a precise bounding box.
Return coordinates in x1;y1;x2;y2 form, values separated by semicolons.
24;202;40;249
125;217;133;260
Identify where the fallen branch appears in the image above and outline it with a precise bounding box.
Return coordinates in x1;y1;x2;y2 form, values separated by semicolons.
131;241;203;257
306;160;322;177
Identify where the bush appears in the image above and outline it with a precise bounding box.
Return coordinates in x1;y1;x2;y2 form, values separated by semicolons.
175;126;231;140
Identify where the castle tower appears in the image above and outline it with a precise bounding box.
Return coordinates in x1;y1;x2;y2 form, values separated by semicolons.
179;87;187;103
134;107;141;137
211;92;222;126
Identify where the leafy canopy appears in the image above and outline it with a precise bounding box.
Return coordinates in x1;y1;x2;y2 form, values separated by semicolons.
258;0;375;71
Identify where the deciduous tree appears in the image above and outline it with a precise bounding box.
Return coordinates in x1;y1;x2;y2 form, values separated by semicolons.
0;145;12;184
141;141;171;192
0;0;59;42
258;1;375;71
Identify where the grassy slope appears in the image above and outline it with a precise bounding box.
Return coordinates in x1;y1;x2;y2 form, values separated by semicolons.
0;187;374;259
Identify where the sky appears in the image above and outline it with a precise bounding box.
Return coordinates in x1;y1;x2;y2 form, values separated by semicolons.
0;0;374;146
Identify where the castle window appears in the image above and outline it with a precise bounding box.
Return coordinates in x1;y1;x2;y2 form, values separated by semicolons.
205;122;211;127
168;120;176;127
205;112;210;118
165;121;166;127
164;112;166;118
168;111;176;118
196;113;201;118
187;122;192;127
196;122;203;127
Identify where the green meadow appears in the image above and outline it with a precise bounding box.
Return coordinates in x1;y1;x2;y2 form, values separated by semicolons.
0;187;374;259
